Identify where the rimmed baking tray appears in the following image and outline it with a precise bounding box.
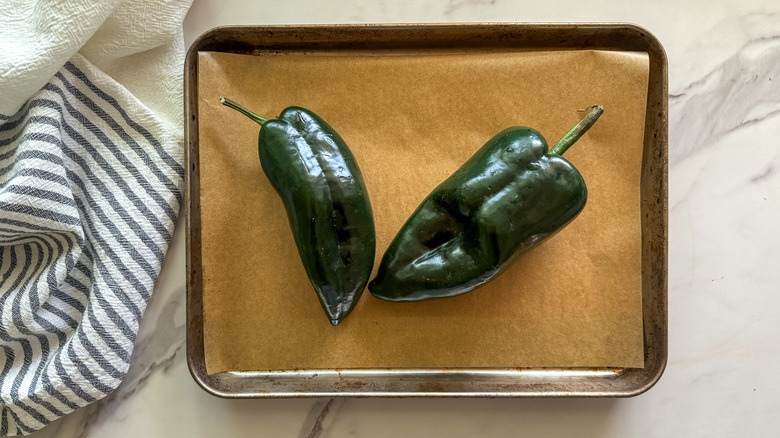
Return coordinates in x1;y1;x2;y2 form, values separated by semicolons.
185;23;667;397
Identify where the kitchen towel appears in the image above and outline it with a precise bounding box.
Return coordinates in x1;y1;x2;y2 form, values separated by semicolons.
0;0;192;434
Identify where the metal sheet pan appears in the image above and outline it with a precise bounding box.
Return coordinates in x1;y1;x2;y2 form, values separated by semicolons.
185;23;667;397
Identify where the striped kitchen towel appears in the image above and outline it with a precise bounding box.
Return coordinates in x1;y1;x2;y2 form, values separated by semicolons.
0;0;191;435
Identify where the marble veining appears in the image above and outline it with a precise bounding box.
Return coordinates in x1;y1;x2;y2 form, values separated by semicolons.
668;14;780;165
443;0;498;15
299;399;344;438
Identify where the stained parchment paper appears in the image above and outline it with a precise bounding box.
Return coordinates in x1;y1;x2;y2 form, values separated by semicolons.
197;48;649;374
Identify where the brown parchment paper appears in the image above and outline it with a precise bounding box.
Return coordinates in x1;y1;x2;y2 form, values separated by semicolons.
197;49;649;374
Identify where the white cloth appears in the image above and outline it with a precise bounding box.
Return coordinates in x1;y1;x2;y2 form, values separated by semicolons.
0;0;192;435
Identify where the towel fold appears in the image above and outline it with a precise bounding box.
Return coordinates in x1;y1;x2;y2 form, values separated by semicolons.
0;0;192;435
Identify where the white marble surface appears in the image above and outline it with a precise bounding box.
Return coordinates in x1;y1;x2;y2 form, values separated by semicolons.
28;0;780;436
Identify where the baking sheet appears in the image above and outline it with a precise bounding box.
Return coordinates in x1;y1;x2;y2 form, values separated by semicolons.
197;48;649;374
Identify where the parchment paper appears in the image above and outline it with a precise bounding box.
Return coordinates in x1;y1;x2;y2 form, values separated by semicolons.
197;48;649;374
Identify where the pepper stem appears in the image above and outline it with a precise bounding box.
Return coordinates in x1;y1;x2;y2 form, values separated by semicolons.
549;104;604;156
219;97;269;126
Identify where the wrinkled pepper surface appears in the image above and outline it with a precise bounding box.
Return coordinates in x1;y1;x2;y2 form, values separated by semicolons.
221;98;375;325
369;105;603;302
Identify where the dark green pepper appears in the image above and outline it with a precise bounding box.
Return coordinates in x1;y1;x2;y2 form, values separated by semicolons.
221;98;375;325
369;105;603;302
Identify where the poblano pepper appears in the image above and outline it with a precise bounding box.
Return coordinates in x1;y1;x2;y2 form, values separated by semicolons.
221;98;375;325
369;105;603;302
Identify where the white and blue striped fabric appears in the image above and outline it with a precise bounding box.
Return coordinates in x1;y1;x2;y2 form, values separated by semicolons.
0;52;183;435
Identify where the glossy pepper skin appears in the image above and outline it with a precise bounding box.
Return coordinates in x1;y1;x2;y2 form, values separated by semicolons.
369;107;601;302
221;98;375;325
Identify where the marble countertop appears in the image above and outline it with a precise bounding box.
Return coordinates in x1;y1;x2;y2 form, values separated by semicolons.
29;0;780;436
